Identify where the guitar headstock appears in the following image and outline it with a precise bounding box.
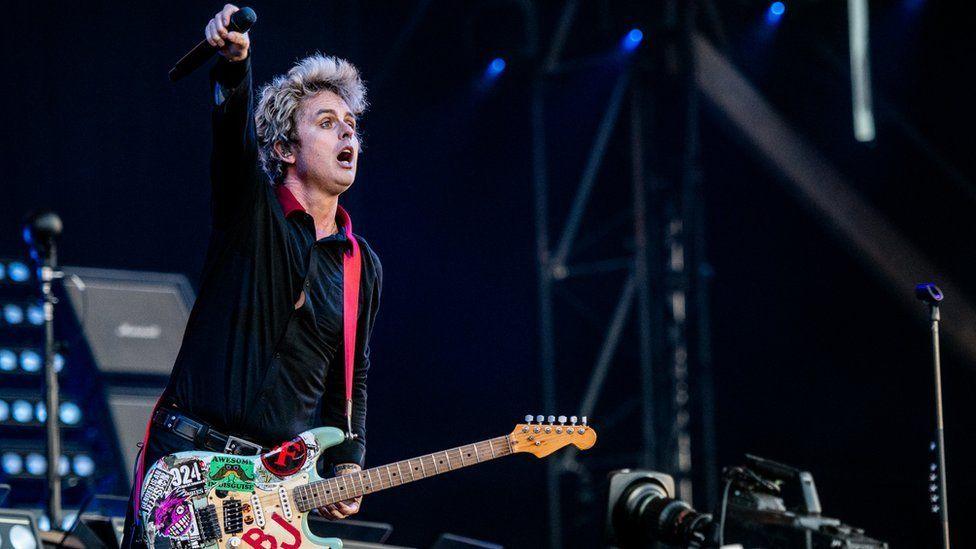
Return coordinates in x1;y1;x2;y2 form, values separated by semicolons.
509;414;596;458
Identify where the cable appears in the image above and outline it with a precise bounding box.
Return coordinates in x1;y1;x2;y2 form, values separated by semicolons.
718;476;733;546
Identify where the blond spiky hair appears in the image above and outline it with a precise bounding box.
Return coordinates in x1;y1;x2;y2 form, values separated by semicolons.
255;54;368;184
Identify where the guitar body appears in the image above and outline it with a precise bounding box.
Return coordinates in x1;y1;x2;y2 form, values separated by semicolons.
140;427;346;549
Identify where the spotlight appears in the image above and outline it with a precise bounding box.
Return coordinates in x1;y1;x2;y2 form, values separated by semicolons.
34;402;46;422
58;455;70;476
487;57;506;77
3;304;24;325
59;402;82;425
73;454;95;477
767;2;786;23
2;452;23;475
25;453;46;476
12;400;33;423
0;399;8;421
36;515;50;532
20;350;41;373
0;349;16;371
8;261;30;282
623;28;644;51
26;304;44;326
54;353;65;373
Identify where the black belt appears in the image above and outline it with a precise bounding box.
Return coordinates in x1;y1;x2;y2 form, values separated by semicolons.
152;407;266;456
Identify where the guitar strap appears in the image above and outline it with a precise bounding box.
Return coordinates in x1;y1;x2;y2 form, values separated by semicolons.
131;206;363;527
336;205;362;441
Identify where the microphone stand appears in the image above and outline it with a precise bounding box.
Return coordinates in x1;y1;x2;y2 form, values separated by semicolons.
24;211;65;528
916;283;949;549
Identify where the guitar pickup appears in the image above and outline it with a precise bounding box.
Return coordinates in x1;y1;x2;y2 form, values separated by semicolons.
222;498;243;534
195;503;221;543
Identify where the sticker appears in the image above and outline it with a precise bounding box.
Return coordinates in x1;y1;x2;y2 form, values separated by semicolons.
242;513;301;549
142;468;173;514
261;437;309;478
153;492;199;539
169;459;207;495
208;456;256;492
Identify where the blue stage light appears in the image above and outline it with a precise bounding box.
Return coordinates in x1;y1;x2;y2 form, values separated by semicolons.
487;57;506;77
27;304;44;326
3;304;24;325
59;402;82;425
767;2;786;23
0;349;16;371
8;262;30;282
35;402;47;422
73;454;95;477
20;350;41;373
26;453;46;476
58;455;70;476
36;515;51;532
0;263;4;280
623;28;644;51
2;452;23;474
61;511;78;531
12;400;33;423
54;353;65;373
0;399;8;421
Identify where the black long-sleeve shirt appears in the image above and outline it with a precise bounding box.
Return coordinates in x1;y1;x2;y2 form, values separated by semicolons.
163;56;381;466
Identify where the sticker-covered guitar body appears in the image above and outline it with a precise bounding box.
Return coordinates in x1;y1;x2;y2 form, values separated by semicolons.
140;427;346;549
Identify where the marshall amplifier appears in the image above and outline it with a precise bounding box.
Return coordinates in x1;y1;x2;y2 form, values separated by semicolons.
63;266;195;377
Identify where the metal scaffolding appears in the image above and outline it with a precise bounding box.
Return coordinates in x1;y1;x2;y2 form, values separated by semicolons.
531;2;717;547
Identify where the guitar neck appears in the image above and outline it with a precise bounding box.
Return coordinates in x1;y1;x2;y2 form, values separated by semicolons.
294;435;514;511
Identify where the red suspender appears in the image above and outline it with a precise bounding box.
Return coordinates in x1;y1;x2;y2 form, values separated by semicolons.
336;205;362;440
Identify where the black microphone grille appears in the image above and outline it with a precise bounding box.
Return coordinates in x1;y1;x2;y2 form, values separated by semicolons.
229;7;257;33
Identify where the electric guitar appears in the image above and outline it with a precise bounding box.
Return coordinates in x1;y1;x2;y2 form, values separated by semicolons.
140;415;596;548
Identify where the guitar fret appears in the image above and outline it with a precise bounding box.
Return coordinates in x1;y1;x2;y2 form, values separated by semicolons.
296;434;524;513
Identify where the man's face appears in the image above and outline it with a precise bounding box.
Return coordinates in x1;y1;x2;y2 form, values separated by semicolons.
287;90;360;194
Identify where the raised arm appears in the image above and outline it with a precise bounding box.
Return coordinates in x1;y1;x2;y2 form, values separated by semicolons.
206;4;264;227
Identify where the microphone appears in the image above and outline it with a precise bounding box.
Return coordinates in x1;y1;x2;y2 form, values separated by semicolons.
169;7;257;82
915;283;944;304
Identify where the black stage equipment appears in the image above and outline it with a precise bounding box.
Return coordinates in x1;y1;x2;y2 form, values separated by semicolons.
22;211;65;527
0;508;43;549
307;516;394;544
430;534;503;549
62;267;194;377
720;456;888;548
916;282;950;549
605;469;714;548
169;6;257;82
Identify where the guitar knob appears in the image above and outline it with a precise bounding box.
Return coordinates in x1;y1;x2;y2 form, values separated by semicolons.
536;415;544;423
570;416;578;425
558;415;567;425
547;415;555;424
525;415;534;424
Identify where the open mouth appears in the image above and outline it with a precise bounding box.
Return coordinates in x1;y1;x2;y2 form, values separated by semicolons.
337;147;354;168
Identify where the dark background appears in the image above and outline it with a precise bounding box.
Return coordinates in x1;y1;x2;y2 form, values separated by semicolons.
2;1;974;547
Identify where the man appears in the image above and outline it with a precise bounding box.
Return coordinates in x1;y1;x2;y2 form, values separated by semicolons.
122;4;381;546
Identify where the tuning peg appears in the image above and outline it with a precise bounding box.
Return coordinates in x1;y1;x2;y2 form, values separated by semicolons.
547;415;555;424
525;414;534;424
570;416;577;425
581;416;588;426
558;415;567;425
536;415;544;423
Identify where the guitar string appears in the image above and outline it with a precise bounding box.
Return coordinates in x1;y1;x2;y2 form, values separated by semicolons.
225;435;515;511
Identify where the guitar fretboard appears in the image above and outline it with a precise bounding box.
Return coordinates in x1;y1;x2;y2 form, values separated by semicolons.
293;435;513;511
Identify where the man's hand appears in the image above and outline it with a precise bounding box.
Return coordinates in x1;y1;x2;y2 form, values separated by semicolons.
317;463;363;520
205;4;250;62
